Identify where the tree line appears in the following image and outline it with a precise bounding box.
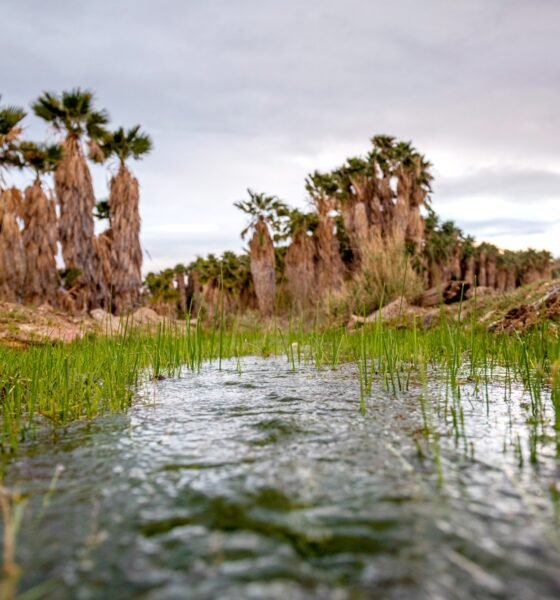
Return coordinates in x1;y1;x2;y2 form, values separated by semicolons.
0;89;151;313
145;136;554;317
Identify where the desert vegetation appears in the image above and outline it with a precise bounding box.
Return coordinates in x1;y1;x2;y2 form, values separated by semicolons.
147;136;555;320
0;90;152;314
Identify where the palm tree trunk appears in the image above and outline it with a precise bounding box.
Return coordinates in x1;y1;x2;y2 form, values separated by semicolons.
463;256;475;285
393;172;411;245
379;176;394;240
487;256;497;289
95;229;113;310
367;195;384;248
505;268;517;291
249;217;276;315
186;270;202;315
22;182;59;305
450;245;462;280
176;271;186;316
477;252;488;287
340;201;366;266
521;268;539;286
315;198;344;293
285;230;315;310
109;163;143;314
55;135;100;309
496;269;507;292
0;188;25;303
405;186;425;252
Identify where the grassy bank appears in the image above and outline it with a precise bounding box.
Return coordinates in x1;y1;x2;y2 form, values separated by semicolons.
0;309;559;457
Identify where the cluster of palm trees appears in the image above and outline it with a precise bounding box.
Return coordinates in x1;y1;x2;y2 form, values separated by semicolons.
0;89;151;313
227;136;435;314
144;254;254;318
423;213;553;291
165;135;553;316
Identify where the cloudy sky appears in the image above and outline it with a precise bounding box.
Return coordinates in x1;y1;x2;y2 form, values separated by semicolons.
2;0;559;271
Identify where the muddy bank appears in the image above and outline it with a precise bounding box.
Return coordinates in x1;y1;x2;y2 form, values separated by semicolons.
0;304;191;347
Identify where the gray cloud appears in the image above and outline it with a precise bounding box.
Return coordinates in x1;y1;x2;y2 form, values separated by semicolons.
2;0;560;262
456;218;559;238
436;168;560;203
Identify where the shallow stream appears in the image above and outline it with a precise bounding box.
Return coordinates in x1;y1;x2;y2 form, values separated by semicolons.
4;357;560;599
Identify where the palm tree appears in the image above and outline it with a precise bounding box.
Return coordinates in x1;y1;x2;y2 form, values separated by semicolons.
19;142;62;305
475;247;488;287
422;213;462;287
407;153;433;251
234;189;287;315
144;269;177;312
461;235;476;285
393;141;415;244
481;243;499;288
0;188;25;303
518;248;544;286
100;125;152;313
283;209;318;310
0;99;26;303
32;88;109;310
370;135;397;240
305;172;345;292
0;98;26;167
333;158;373;264
174;263;187;316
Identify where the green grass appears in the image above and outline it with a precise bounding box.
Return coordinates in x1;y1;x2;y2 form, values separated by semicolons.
0;314;559;458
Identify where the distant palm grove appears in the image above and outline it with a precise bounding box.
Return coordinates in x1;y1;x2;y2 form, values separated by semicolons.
148;136;555;318
0;89;151;313
1;92;554;318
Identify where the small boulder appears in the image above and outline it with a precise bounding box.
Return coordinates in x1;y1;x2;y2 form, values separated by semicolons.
131;307;161;325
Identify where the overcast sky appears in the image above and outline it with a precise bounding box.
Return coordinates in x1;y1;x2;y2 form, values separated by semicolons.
2;0;559;271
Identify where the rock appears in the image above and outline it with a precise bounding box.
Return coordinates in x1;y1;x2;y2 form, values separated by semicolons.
348;297;409;330
90;309;112;322
419;281;471;307
90;309;121;333
131;307;161;325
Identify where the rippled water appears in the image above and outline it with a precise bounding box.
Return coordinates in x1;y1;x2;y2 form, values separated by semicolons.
4;357;560;599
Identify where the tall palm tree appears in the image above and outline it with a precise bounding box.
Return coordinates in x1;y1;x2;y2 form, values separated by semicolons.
283;209;318;310
370;135;397;240
32;88;109;310
333;158;372;264
100;125;152;313
0;187;25;303
305;172;345;292
0;99;26;303
407;153;433;251
174;263;187;316
393;140;415;244
461;235;476;285
234;189;286;315
19;142;62;305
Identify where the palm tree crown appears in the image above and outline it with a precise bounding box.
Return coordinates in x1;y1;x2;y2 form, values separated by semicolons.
234;189;288;240
0;97;26;170
101;125;153;164
18;142;62;179
32;88;109;140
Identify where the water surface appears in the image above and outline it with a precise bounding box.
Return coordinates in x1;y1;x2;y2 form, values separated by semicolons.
4;357;560;599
